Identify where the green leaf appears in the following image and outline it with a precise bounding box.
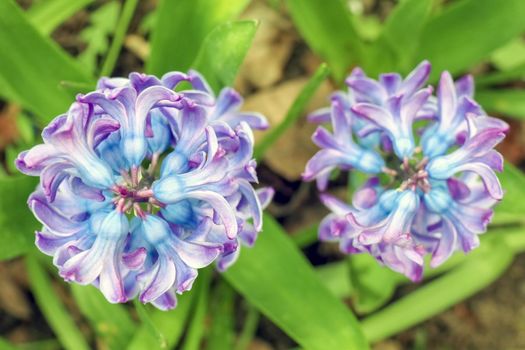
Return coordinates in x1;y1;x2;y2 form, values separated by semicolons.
0;176;39;260
254;63;330;160
234;303;260;350
100;0;140;76
349;255;402;315
367;0;432;74
361;230;517;342
476;89;525;120
26;255;90;350
315;260;353;299
415;0;525;80
206;281;236;350
27;0;94;36
285;0;363;81
147;0;250;75
77;1;121;74
491;38;525;71
290;223;318;248
127;292;194;350
192;20;258;93
180;269;212;350
71;285;137;350
494;163;525;224
0;0;93;123
476;62;525;87
224;214;369;350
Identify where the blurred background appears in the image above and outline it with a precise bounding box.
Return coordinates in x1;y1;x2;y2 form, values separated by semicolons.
1;0;525;349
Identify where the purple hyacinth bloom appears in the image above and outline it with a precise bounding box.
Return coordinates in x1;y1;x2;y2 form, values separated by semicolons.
304;61;507;281
17;71;273;310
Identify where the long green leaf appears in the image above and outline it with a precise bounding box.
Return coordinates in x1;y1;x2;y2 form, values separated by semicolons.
192;20;258;94
285;0;363;81
494;163;525;224
476;62;525;87
476;89;525;120
127;292;194;350
415;0;525;80
71;285;136;350
360;231;517;342
99;0;139;76
224;214;369;350
147;0;250;75
27;0;94;35
180;269;212;350
26;255;90;350
207;281;236;350
254;63;329;159
0;176;39;260
367;0;432;74
0;0;93;123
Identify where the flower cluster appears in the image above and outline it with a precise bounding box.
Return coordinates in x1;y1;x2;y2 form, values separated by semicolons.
303;61;507;281
17;71;273;309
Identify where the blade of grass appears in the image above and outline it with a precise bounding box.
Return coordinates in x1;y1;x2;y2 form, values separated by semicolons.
207;280;236;350
133;300;168;349
71;284;136;350
127;292;194;350
476;62;525;87
235;303;260;350
99;0;139;76
180;269;212;350
253;63;330;160
26;254;90;350
27;0;94;35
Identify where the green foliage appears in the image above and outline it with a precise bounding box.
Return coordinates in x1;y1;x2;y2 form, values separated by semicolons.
476;89;525;120
27;0;94;36
0;0;93;123
180;269;212;350
414;0;525;80
285;0;363;81
361;230;519;342
0;176;39;260
366;0;432;74
71;285;137;350
26;255;91;350
206;281;236;350
224;214;369;350
192;20;258;93
127;292;194;350
77;1;121;74
493;163;525;224
147;0;250;75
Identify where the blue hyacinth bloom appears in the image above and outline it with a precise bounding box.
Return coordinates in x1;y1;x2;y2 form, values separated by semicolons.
17;71;273;310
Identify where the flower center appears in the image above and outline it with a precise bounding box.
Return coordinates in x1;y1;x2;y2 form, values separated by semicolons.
383;148;431;193
111;156;164;218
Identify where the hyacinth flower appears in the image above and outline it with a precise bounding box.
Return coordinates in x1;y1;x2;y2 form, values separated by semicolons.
16;71;273;310
304;62;508;281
